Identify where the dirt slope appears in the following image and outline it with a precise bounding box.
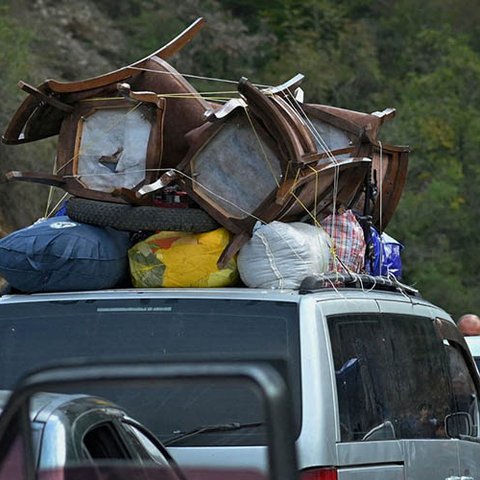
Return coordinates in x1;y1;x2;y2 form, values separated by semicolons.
0;0;128;234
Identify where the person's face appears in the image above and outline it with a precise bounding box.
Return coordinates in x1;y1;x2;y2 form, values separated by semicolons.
419;405;431;421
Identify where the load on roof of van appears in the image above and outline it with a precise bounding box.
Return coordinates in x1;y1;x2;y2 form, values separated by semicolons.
0;17;409;292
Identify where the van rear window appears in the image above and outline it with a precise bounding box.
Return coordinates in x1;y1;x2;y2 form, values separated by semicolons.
0;298;300;446
328;313;478;442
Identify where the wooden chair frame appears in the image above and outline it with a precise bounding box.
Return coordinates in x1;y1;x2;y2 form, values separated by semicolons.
2;18;206;145
3;18;216;203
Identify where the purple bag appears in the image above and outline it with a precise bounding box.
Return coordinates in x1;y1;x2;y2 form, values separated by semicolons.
366;228;403;279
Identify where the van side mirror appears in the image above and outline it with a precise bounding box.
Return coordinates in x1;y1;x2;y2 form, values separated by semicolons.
445;412;473;438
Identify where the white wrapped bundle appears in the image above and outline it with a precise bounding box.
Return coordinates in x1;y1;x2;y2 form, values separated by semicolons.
238;221;331;289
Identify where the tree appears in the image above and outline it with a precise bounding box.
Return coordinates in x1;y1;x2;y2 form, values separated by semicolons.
122;0;273;92
387;29;480;317
254;0;382;108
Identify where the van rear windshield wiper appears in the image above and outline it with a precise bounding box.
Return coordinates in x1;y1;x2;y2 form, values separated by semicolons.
164;421;264;446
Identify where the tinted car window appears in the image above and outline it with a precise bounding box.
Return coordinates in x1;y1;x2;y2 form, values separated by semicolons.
83;423;130;460
328;313;478;442
0;299;300;446
122;423;170;466
445;343;479;431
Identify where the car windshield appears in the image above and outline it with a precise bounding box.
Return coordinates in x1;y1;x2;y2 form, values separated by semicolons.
471;356;480;372
465;337;480;372
0;298;300;446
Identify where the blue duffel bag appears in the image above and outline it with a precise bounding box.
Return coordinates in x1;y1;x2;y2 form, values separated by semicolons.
0;216;130;293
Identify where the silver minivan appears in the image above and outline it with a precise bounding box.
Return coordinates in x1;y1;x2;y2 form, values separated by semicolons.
0;275;479;480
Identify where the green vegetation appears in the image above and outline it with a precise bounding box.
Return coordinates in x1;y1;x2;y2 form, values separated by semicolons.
118;0;480;318
0;5;31;126
1;0;480;318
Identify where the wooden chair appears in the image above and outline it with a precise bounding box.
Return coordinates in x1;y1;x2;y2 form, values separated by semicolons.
3;18;212;204
172;77;381;266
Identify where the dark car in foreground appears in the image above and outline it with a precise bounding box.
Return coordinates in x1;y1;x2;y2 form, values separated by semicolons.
0;360;296;480
0;390;184;478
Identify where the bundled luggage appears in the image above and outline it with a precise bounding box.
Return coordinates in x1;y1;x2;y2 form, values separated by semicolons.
128;228;238;288
365;228;404;279
237;221;331;289
0;216;130;293
0;18;410;293
320;210;366;274
0;210;406;293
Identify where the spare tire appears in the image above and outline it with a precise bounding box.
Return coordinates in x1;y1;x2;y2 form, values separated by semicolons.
66;197;220;233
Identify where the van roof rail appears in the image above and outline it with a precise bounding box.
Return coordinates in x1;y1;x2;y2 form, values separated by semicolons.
298;273;420;296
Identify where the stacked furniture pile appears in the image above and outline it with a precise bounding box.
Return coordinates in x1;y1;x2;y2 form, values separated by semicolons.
0;18;408;292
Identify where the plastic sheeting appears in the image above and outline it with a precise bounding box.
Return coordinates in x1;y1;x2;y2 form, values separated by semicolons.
366;228;403;278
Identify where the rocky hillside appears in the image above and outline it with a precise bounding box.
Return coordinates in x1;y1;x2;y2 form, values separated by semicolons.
0;0;136;235
0;0;267;235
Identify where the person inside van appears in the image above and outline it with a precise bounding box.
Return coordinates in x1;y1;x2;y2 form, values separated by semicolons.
412;403;437;438
435;420;446;438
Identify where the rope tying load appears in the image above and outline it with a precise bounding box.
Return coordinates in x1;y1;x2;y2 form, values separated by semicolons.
2;17;409;274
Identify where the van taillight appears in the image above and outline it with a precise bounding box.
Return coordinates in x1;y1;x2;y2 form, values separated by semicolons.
300;468;338;480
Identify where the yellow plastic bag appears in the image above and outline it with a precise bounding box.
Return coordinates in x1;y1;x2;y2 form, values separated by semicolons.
128;228;238;288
